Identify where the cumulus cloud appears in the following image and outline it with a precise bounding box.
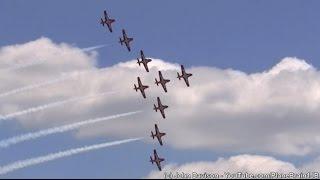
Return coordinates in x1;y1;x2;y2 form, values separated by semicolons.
2;38;320;156
147;154;302;179
76;57;320;156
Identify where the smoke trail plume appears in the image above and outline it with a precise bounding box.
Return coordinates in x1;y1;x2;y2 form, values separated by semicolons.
0;111;142;148
0;138;142;175
0;66;109;99
0;76;68;98
0;91;116;122
81;44;108;52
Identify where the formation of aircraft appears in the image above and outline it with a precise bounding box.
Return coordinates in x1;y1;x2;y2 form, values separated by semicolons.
155;71;170;92
134;77;149;98
100;10;115;32
100;11;133;51
151;124;166;146
119;29;133;52
137;50;152;72
177;65;193;87
153;97;168;119
150;149;165;171
100;10;193;172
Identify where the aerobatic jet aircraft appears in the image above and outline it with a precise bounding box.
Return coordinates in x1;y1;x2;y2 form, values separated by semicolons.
134;77;149;98
153;97;168;119
137;50;152;72
119;29;133;52
177;65;192;87
151;124;166;146
100;10;115;32
150;149;165;171
155;71;170;92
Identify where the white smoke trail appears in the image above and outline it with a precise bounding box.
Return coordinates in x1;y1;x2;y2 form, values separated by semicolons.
0;76;69;98
81;44;108;52
0;138;142;175
0;111;142;148
0;66;109;99
0;91;117;122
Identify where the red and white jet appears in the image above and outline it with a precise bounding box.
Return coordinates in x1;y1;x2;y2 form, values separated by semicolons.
153;97;168;119
177;65;192;87
134;77;149;98
151;124;166;146
100;10;115;32
137;50;152;72
155;71;170;92
150;149;165;171
119;29;133;52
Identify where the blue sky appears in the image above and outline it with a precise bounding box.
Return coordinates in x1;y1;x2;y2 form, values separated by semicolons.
2;0;320;71
1;0;320;178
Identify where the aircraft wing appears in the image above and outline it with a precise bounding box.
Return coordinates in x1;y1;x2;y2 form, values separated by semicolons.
155;124;159;133
154;149;158;157
158;137;163;146
107;24;113;32
122;29;126;37
184;77;190;87
126;44;131;52
160;109;166;119
141;50;145;59
143;63;149;72
159;71;163;79
104;10;107;18
141;90;146;98
137;77;142;86
161;83;167;92
181;65;185;73
156;162;162;171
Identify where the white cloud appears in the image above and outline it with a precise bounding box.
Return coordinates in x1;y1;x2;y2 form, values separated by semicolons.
267;57;314;75
2;38;320;156
147;154;301;179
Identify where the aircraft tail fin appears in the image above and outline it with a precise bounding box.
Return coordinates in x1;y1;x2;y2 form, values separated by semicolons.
137;58;141;66
134;84;138;92
100;18;105;26
155;79;159;86
119;37;123;45
177;72;181;80
153;104;158;112
151;131;155;139
150;156;154;164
